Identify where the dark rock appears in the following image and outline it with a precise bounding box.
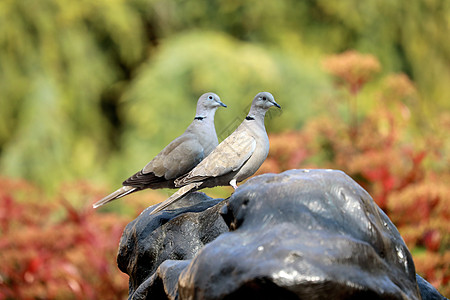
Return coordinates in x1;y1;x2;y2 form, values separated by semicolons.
118;169;446;300
416;274;447;300
178;169;421;300
132;260;190;300
117;192;228;299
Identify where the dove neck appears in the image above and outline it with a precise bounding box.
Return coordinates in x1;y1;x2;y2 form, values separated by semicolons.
246;107;267;123
194;106;218;122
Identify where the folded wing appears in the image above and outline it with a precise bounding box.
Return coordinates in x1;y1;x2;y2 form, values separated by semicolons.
175;130;256;186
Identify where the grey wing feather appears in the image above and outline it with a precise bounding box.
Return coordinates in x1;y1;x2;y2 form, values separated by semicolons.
176;131;256;185
162;139;204;179
92;186;137;208
149;182;202;215
142;134;204;178
120;134;203;188
122;134;204;188
122;170;168;188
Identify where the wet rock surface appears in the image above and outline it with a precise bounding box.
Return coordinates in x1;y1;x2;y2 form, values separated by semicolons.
118;169;447;300
416;274;447;300
117;192;228;298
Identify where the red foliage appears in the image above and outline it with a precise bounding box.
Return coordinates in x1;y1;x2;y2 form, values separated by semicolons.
0;179;130;299
323;50;381;95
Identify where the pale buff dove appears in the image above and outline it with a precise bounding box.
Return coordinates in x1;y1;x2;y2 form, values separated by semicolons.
93;93;227;208
149;92;281;215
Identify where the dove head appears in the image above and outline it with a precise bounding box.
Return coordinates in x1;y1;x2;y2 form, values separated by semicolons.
248;92;281;117
195;92;227;118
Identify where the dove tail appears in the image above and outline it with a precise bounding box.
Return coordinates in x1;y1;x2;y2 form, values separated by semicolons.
93;186;137;208
150;182;202;215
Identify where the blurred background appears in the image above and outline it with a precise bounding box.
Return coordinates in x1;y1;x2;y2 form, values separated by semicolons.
0;0;448;299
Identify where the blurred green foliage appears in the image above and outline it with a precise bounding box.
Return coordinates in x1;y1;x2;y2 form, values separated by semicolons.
0;0;449;190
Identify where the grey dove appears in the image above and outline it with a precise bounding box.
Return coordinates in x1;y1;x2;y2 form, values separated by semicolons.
93;92;227;208
149;92;281;215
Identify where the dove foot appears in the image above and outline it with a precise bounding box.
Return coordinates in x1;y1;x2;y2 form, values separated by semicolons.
230;179;238;190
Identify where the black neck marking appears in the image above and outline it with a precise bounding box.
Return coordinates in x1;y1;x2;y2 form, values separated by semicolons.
194;116;205;120
246;116;255;120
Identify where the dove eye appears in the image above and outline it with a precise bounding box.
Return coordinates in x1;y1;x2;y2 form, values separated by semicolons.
208;95;214;100
262;96;267;100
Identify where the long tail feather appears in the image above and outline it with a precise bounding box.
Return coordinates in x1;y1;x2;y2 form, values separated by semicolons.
93;186;137;208
150;182;202;215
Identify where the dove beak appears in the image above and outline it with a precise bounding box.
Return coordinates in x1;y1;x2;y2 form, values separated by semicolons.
272;101;281;109
217;100;227;108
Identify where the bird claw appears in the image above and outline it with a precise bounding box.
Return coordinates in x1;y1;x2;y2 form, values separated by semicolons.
230;179;238;190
